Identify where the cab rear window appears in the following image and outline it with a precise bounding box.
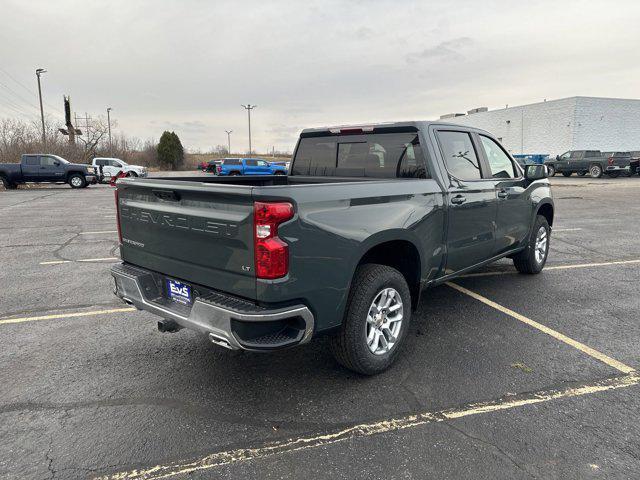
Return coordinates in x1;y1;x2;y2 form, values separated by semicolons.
291;133;429;178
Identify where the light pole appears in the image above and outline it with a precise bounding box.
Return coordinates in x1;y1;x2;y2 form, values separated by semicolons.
106;107;112;155
225;130;233;154
241;104;256;154
35;68;47;147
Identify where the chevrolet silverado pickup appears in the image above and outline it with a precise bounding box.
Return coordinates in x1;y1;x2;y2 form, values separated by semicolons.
545;150;629;178
111;121;553;375
0;154;97;189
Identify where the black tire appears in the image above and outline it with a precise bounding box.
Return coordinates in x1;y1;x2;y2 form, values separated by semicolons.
230;171;241;176
589;164;603;178
329;264;411;375
1;176;17;190
562;172;572;177
577;171;586;177
546;165;556;177
68;174;86;189
512;215;550;274
274;171;286;175
607;171;620;178
126;171;138;177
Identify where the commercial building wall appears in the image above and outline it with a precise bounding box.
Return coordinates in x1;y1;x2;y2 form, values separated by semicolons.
449;97;640;156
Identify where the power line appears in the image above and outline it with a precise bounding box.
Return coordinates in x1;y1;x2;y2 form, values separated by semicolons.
0;68;66;117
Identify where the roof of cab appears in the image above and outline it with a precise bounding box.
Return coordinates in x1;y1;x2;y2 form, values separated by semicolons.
299;121;490;136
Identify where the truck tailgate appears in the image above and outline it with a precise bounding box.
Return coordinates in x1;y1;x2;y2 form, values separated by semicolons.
117;180;256;299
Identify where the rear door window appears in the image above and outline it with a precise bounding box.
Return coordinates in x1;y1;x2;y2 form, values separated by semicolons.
292;132;428;178
24;156;39;165
223;159;241;166
436;131;482;180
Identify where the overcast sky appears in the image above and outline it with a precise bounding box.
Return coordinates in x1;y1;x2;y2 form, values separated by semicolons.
1;0;639;153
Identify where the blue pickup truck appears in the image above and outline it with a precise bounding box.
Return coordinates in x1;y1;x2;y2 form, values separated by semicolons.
218;158;287;176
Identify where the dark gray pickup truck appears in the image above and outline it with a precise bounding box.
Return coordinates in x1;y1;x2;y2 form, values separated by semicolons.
111;121;553;374
0;154;97;189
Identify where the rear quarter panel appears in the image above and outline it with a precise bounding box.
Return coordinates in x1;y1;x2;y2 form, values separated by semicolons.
254;179;446;332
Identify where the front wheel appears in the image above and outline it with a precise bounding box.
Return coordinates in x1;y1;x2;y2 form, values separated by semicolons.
546;165;556;176
68;174;87;189
562;172;572;177
126;171;138;177
607;171;620;178
329;264;411;375
274;171;285;175
512;215;550;274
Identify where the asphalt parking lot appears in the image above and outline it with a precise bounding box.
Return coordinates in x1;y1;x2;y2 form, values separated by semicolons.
1;175;640;479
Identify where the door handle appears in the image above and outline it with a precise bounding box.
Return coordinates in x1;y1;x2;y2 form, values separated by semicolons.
451;195;467;205
497;189;508;199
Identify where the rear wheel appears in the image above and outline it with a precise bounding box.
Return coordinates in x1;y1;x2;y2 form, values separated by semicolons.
546;165;556;176
1;176;17;190
330;264;411;375
230;171;241;176
607;171;620;178
274;171;285;175
68;174;86;189
562;172;572;177
512;215;550;274
577;171;586;177
589;164;603;178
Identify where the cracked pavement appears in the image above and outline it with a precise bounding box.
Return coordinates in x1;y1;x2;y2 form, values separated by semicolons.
1;176;640;479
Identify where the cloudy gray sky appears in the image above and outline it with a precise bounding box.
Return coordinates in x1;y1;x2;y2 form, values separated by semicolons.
1;0;639;153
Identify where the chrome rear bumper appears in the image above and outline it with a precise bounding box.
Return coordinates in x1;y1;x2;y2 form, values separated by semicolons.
111;263;314;351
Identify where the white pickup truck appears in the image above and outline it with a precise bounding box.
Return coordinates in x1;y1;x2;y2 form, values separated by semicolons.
92;157;148;180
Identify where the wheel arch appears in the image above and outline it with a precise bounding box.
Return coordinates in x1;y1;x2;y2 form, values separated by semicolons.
536;201;554;228
351;234;423;311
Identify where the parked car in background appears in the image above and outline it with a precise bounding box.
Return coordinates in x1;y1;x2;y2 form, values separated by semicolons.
601;152;634;177
630;151;640;175
218;158;287;176
111;121;553;375
204;160;222;174
92;158;147;181
0;154;96;189
545;150;626;178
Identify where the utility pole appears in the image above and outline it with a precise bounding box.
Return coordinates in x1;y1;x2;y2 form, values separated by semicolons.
107;107;112;155
36;68;47;147
225;130;233;154
241;104;256;154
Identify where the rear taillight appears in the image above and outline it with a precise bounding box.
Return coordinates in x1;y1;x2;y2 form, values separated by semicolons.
217;166;221;174
254;202;294;279
608;157;614;165
114;189;122;245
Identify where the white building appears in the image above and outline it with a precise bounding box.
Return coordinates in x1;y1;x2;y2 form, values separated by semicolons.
445;96;640;156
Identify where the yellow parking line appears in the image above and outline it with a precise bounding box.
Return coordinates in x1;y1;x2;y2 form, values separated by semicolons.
546;259;640;270
460;258;640;278
446;282;635;374
97;372;639;480
0;307;135;326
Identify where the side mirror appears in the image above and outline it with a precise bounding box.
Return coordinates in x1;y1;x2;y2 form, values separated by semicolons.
525;164;548;181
